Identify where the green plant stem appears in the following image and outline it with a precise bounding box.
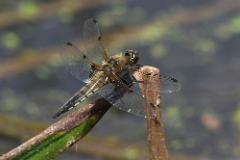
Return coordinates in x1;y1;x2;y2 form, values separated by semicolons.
0;99;111;160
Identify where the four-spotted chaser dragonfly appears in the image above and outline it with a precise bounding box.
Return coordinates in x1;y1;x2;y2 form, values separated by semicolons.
53;18;181;118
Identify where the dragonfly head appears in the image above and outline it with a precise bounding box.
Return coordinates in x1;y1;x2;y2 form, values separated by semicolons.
124;49;139;65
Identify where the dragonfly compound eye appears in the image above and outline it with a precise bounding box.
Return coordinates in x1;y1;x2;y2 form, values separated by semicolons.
129;50;139;65
124;49;139;65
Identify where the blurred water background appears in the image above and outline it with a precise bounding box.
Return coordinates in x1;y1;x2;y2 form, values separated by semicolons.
0;0;240;159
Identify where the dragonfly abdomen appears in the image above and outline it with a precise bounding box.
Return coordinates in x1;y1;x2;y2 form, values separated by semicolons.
53;73;107;118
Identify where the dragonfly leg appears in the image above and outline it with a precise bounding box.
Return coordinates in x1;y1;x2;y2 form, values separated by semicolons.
131;74;144;84
127;65;144;83
111;72;135;93
91;63;102;71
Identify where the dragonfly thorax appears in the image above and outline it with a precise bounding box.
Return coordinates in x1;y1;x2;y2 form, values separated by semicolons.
102;64;112;74
108;58;119;67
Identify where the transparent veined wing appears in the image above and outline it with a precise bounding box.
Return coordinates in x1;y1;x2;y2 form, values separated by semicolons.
61;42;93;81
115;83;153;117
97;71;181;118
160;75;181;94
133;69;181;94
98;72;147;117
81;18;107;63
61;18;106;81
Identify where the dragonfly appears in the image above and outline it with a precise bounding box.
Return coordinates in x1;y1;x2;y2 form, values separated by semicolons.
53;18;181;119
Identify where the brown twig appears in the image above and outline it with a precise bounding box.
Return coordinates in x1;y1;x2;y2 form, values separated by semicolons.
135;66;169;160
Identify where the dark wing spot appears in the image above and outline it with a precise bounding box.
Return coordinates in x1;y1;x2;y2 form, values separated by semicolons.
160;75;178;83
66;42;73;46
90;64;96;69
170;77;178;83
92;19;97;23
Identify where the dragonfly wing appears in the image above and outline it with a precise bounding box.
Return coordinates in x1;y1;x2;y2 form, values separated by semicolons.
133;70;181;94
61;18;106;81
160;75;181;94
82;18;107;62
61;42;92;81
97;72;181;117
113;74;181;117
114;84;146;117
98;81;146;117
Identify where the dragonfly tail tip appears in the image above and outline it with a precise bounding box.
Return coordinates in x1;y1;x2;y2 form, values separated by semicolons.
66;42;73;46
